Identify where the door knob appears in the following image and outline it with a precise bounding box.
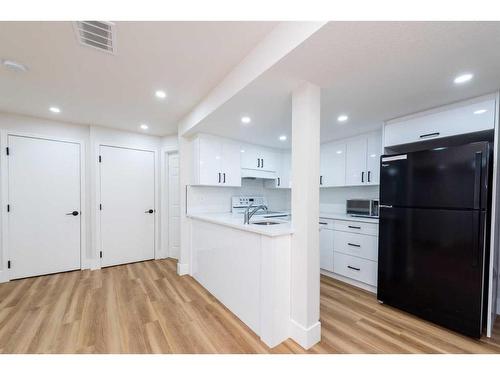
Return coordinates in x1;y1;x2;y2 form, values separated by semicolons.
66;211;79;216
145;209;154;214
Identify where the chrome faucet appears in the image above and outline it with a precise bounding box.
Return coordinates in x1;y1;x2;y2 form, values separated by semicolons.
244;204;268;224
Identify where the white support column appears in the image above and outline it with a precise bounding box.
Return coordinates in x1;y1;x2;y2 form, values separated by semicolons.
177;134;191;275
289;82;321;349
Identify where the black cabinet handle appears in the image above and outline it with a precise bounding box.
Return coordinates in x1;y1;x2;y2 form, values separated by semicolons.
261;158;264;168
348;225;361;229
419;132;440;139
361;171;364;183
145;209;154;214
319;222;328;225
257;158;260;168
66;211;79;216
218;172;221;183
347;265;360;271
348;243;361;247
367;171;371;183
320;175;323;185
223;173;226;183
277;177;280;187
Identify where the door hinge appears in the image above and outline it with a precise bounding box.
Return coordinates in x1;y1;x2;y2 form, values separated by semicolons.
99;204;102;210
100;251;103;259
6;147;9;156
7;260;11;269
98;155;102;163
7;204;10;212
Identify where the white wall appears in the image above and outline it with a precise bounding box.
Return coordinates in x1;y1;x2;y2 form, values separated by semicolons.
187;179;290;214
0;112;169;280
320;185;379;214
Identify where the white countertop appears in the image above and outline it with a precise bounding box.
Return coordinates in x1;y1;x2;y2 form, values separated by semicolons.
319;212;379;224
188;212;294;237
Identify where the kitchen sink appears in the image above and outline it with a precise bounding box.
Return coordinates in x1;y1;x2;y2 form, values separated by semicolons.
251;220;282;226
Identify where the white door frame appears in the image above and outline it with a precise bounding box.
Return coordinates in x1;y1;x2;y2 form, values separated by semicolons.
160;146;179;259
0;130;87;283
95;142;159;268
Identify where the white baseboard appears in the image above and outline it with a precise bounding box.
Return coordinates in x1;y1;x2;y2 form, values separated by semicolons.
289;319;321;350
0;269;9;283
177;262;189;276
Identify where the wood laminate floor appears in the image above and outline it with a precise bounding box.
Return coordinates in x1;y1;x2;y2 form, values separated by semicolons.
0;259;499;354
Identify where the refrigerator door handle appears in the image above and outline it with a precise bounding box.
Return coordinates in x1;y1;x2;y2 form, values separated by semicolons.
473;151;482;210
472;210;480;267
379;204;393;209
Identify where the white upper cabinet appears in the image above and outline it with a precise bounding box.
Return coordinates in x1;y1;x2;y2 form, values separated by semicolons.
320;141;346;187
241;144;278;172
384;97;496;147
192;134;241;187
265;150;291;189
320;130;382;187
345;137;367;186
365;131;382;185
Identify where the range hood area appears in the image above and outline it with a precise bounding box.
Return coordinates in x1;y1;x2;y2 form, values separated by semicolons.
241;168;277;179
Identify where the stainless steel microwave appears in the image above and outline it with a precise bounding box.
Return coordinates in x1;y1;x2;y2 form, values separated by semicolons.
346;199;379;218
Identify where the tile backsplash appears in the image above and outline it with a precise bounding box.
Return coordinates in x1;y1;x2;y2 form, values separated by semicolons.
320;185;380;214
188;179;291;214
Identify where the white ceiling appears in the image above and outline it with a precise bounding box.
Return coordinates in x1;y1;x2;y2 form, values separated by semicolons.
196;21;500;148
0;21;278;135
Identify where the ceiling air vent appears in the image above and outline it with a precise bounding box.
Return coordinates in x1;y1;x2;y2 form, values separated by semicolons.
74;21;116;54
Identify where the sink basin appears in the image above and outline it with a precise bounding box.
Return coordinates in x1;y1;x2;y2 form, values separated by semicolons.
251;220;282;226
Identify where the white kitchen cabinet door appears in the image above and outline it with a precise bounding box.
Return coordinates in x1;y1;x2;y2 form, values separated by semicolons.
240;144;261;170
320;227;334;272
260;148;278;172
384;97;496;147
193;135;241;186
8;135;81;280
346;137;367;186
240;143;278;172
221;141;241;186
197;136;222;185
321;141;346;187
365;131;382;185
266;151;291;189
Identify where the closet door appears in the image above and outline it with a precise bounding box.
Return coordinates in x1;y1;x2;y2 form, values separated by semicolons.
100;146;155;267
8;135;81;279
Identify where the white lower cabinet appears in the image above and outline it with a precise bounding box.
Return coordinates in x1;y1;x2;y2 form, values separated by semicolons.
333;252;378;286
320;217;379;290
320;222;334;272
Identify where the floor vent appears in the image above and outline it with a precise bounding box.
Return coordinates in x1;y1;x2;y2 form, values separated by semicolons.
74;21;116;54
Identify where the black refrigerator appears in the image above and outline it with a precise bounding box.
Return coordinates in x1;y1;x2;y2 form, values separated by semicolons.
378;142;491;338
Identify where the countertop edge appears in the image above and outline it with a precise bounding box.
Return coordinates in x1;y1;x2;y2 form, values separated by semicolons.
188;213;294;237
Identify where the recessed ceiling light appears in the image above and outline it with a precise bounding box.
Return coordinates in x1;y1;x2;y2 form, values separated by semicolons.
279;135;287;141
454;73;473;84
240;149;245;153
337;114;348;122
155;90;167;99
336;150;343;154
241;116;251;124
474;109;487;115
2;59;28;72
49;106;61;113
140;124;149;130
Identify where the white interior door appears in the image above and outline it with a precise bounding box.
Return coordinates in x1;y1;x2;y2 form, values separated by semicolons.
100;146;155;267
8;135;81;279
168;153;180;259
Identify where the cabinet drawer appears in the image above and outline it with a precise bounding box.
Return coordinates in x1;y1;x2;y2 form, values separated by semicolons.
334;252;377;286
333;231;378;261
318;218;335;230
333;220;378;235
